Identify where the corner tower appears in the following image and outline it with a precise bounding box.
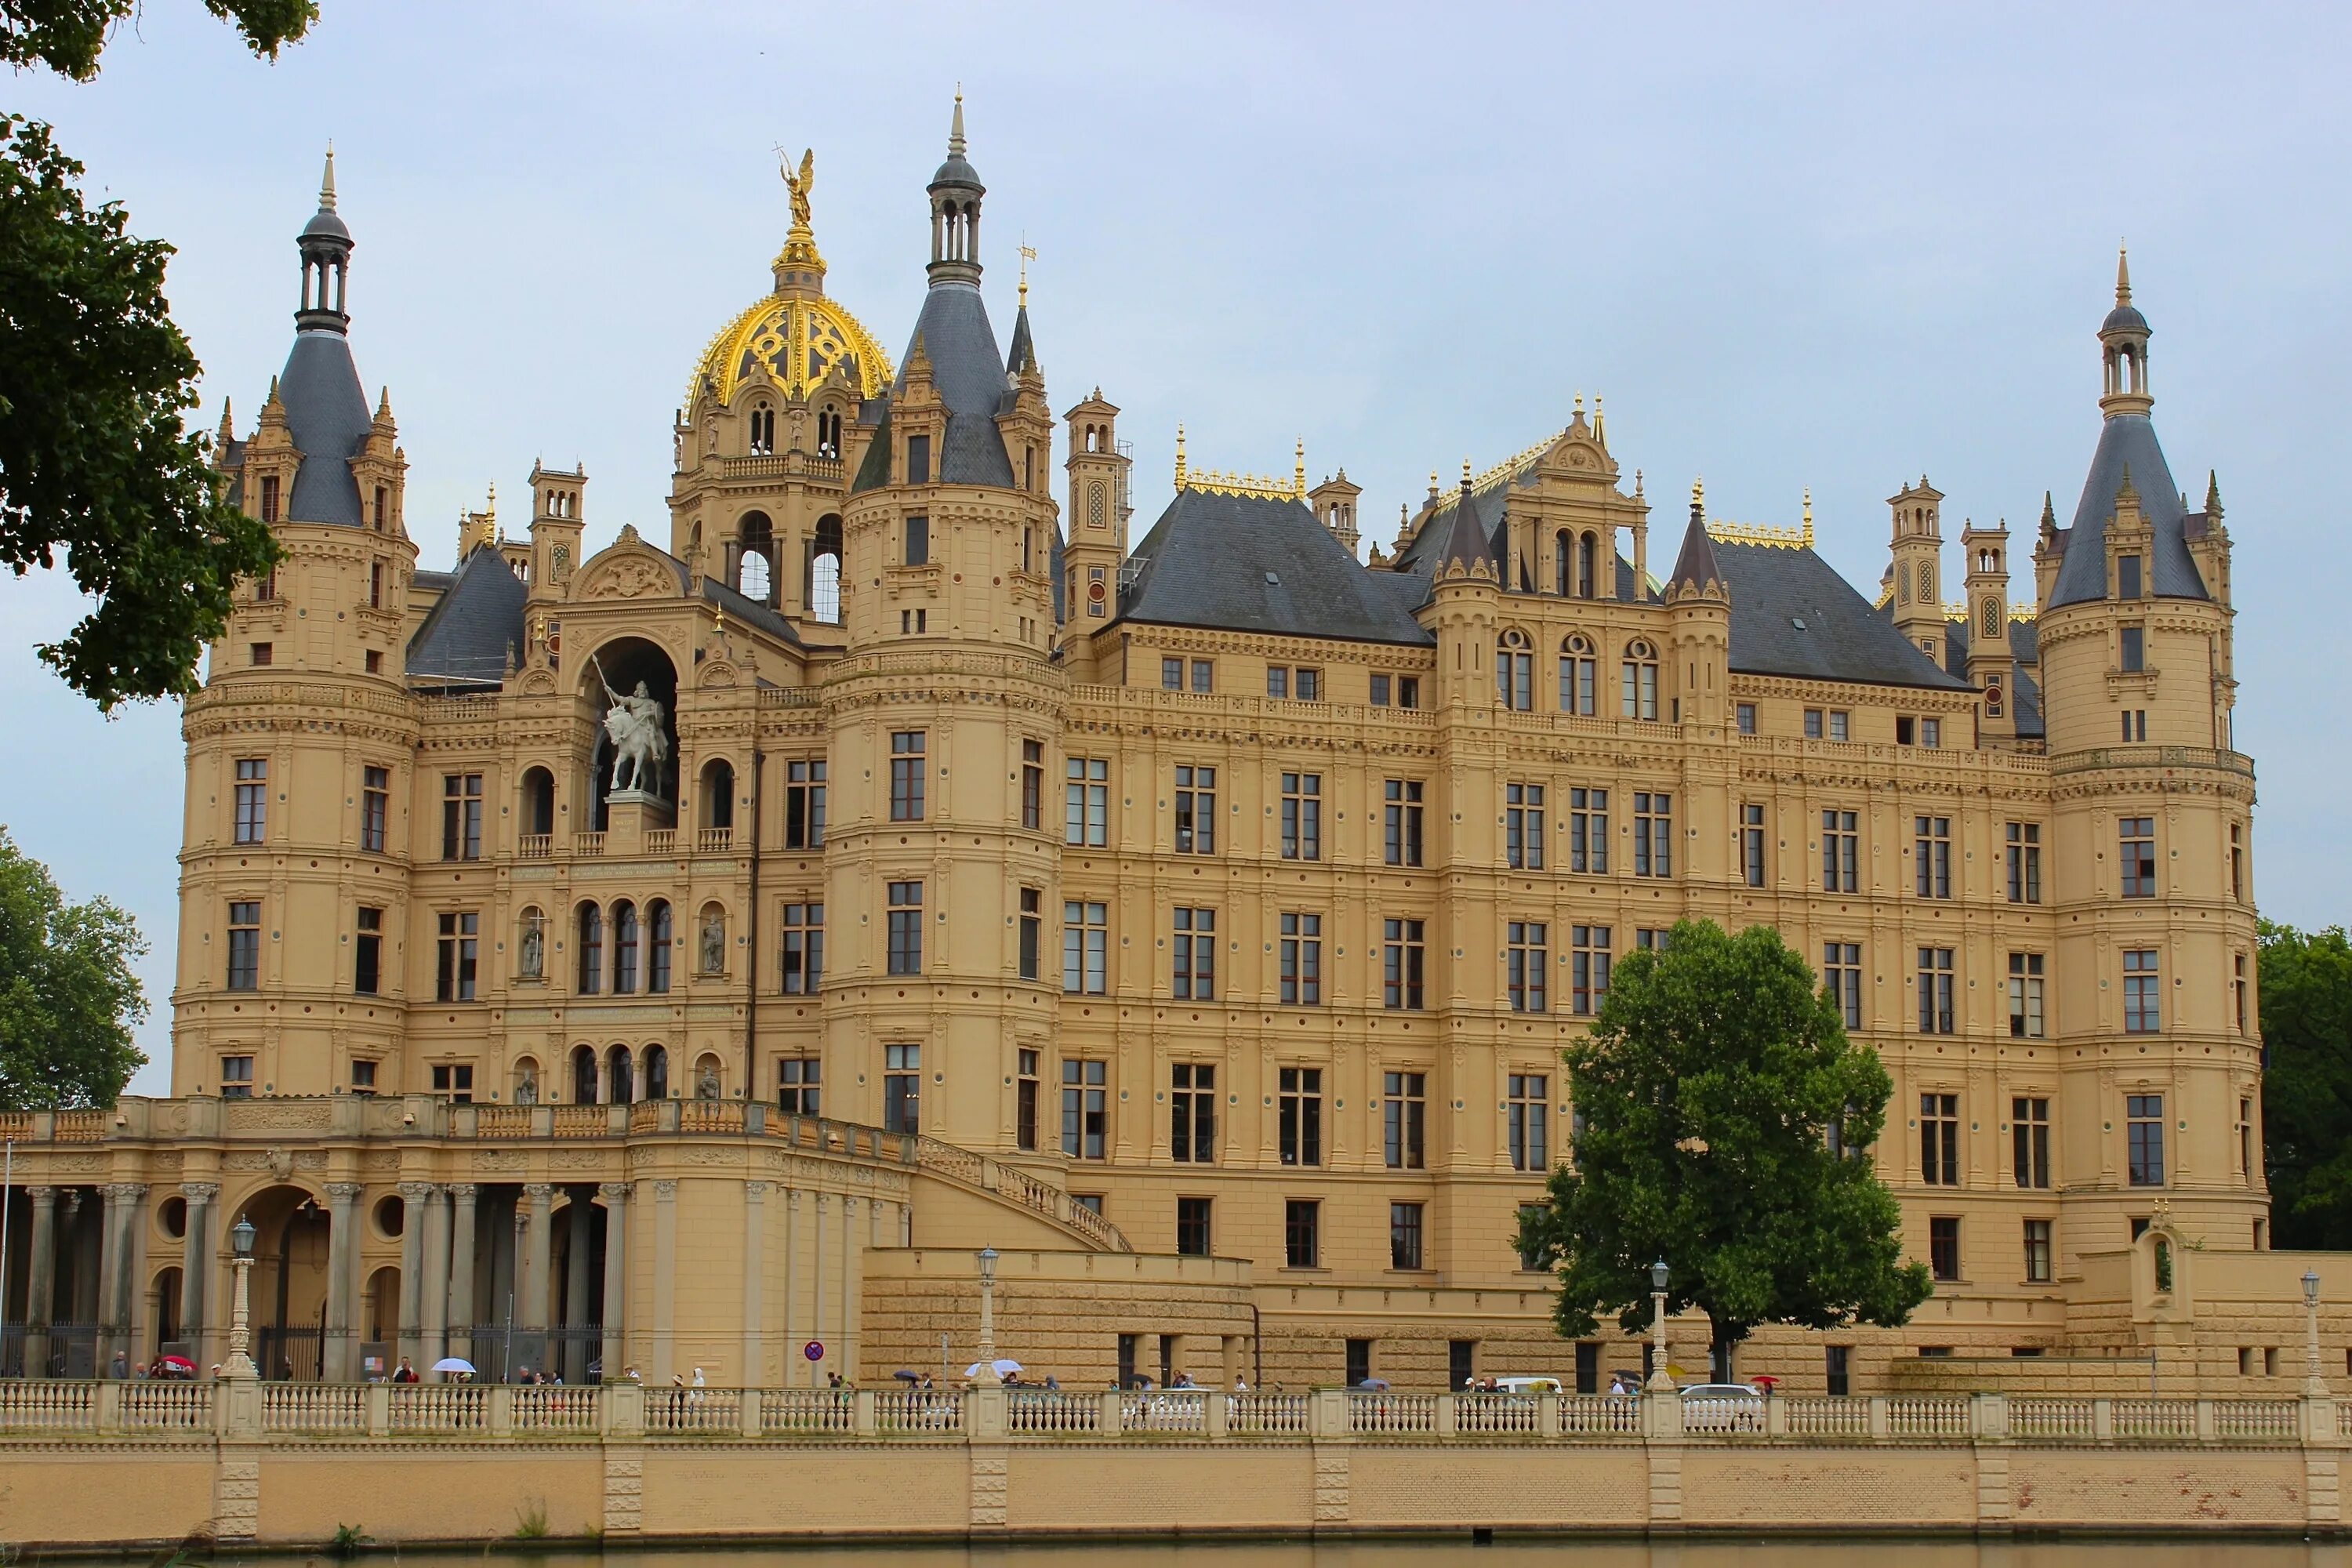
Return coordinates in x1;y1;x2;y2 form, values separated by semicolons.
1887;476;1946;663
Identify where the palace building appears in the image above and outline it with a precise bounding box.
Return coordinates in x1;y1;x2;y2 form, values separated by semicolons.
0;104;2307;1397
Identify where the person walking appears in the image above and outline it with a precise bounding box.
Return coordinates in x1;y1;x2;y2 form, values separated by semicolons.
391;1357;419;1384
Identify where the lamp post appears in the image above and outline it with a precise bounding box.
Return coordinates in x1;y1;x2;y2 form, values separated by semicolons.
224;1215;258;1381
975;1247;1000;1386
1647;1258;1675;1392
2304;1269;2328;1397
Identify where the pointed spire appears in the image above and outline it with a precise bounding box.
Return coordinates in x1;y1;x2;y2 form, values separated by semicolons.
2039;490;2057;539
2115;463;2138;505
216;397;234;441
1669;478;1724;596
1802;487;1814;549
1174;423;1187;489
1294;438;1306;499
319;143;337;212
1593;394;1606;447
2115;243;2132;307
2206;469;2223;524
949;90;967;158
375;385;394;420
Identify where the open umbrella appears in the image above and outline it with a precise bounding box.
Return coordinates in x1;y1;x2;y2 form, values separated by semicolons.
160;1354;196;1372
964;1359;1023;1377
1356;1378;1390;1391
431;1357;476;1374
893;1370;920;1382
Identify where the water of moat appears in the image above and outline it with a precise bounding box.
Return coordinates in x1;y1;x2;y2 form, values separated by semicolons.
164;1544;2352;1568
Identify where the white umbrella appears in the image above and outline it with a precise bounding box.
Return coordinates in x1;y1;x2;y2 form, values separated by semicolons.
964;1359;1022;1377
431;1357;475;1374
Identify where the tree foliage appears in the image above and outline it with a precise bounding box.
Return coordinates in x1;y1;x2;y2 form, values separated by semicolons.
0;0;316;710
2259;920;2352;1250
1518;918;1931;1367
0;827;147;1109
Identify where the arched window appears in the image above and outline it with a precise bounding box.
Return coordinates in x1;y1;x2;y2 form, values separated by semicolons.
816;406;842;459
736;510;775;606
520;767;555;838
647;900;673;995
1578;532;1598;599
644;1044;670;1102
1553;530;1571;597
612;899;640;995
1621;640;1660;721
1559;634;1597;716
808;515;844;625
577;903;603;995
572;1044;597;1106
1496;630;1534;711
606;1045;634;1105
700;759;735;831
749;403;775;456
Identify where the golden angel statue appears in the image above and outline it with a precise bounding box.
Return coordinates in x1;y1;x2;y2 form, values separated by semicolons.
782;148;814;229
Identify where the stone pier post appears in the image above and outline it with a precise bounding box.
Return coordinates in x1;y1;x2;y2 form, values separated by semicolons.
323;1183;362;1381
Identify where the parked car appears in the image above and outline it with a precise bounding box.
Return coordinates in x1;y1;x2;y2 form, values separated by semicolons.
1489;1376;1563;1395
1677;1381;1766;1432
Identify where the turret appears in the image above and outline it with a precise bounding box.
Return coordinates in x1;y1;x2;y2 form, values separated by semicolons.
1061;387;1127;675
1308;469;1363;557
1960;516;2015;741
2100;247;2154;419
528;462;586;598
1662;479;1730;728
1887;476;1947;663
1427;463;1502;711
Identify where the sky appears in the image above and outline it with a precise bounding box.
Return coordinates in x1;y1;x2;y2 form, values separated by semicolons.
3;2;2347;1096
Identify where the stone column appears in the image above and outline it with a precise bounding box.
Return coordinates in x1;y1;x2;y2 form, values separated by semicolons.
446;1184;477;1365
419;1185;449;1366
650;1181;677;1383
597;1183;629;1381
810;1193;827;1387
839;1196;860;1383
397;1181;430;1370
323;1182;363;1381
180;1184;216;1369
780;1189;800;1385
64;1190;95;1327
521;1185;554;1332
740;1181;768;1387
95;1185;126;1374
564;1189;593;1383
23;1187;54;1375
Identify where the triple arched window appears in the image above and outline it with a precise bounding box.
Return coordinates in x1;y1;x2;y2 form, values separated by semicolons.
575;898;673;997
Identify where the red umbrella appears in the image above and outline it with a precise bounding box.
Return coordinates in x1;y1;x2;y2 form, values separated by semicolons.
160;1355;196;1371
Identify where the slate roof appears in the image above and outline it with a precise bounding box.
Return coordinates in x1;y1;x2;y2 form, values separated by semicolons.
406;545;527;688
1120;488;1432;646
1666;510;1723;592
278;332;372;526
2047;413;2210;608
1714;539;1969;691
895;282;1015;488
702;575;802;644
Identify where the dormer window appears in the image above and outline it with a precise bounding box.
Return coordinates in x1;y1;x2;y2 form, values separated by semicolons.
907;434;932;486
2116;554;2143;599
260;475;281;524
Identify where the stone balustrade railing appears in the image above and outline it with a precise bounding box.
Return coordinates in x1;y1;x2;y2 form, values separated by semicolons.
0;1381;2334;1450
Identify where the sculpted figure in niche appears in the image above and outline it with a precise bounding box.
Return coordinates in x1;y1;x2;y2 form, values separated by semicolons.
592;653;670;797
697;1064;721;1102
516;1065;539;1106
518;911;545;979
700;911;726;975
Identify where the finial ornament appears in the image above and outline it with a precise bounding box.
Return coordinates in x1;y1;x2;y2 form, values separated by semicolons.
781;148;815;228
1294;437;1305;496
949;90;967;157
1692;475;1704;510
320;143;337;211
1461;457;1473;488
1802;487;1814;548
1174;423;1187;488
1018;241;1036;307
2116;241;2132;306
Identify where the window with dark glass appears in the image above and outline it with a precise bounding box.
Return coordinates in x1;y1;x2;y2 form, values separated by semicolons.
1020;742;1043;832
2013;1096;2051;1189
1285;1200;1319;1269
1171;1063;1215;1163
1016;1048;1040;1150
1917;947;1955;1034
1920;1092;1960;1185
354;906;382;995
1279;1067;1322;1166
1914;815;1951;898
1508;1073;1548;1172
2008;952;2045;1038
1065;757;1108;845
361;765;389;852
1389;1202;1425;1269
648;901;673;994
1384;779;1424;867
1740;802;1766;887
2127;1093;2165;1185
1823;942;1862;1028
906;434;931;486
1280;772;1321;860
1174;764;1216;854
234;758;267;844
431;1062;475;1105
2120;624;2145;672
1171;906;1215;1000
884;1044;920;1134
2024;1218;2053;1283
776;1057;821;1116
1736;702;1756;735
612;900;641;994
1279;912;1321;1004
1496;630;1534;710
2123;948;2160;1033
436;910;477;1001
785;760;827;848
1383;1070;1427;1169
780;902;824;993
220;1054;253;1098
2120;817;2156;898
1822;809;1859;892
889;732;926;821
886;882;923;975
442;773;483;861
1382;919;1425;1010
2005;822;2042;903
2116;552;2142;599
1929;1217;1961;1281
227;901;261;990
1062;1058;1107;1159
1570;788;1609;873
1506;921;1548;1013
1505;782;1544;869
1063;901;1105;994
1570;924;1611;1015
1632;791;1672;877
1017;888;1040;982
1176;1196;1213;1257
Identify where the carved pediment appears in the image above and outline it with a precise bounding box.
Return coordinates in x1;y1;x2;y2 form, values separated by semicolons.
575;527;683;602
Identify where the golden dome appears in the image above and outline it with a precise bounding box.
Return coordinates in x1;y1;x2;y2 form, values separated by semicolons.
687;151;895;410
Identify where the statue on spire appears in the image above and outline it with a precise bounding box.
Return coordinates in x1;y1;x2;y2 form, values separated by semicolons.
781;148;815;230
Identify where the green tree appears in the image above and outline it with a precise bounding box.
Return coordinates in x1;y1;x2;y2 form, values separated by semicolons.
0;827;147;1108
1;0;317;711
2259;920;2352;1250
1518;918;1930;1376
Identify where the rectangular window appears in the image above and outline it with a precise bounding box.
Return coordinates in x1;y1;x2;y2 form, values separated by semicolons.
1825;1345;1851;1397
354;906;382;995
1383;1070;1427;1170
906;434;931;486
1921;717;1942;749
249;641;272;666
779;902;824;993
350;1058;376;1095
1175;1196;1213;1257
368;559;383;609
2120;817;2157;898
1632;791;1672;877
1171;906;1216;1000
2005;822;2042;903
1505;782;1545;869
2117;553;2142;599
1063;900;1106;994
1896;716;1916;746
1384;779;1425;867
1280;772;1323;861
441;773;483;861
1914;815;1951;898
1062;1058;1107;1159
234;758;267;844
1279;1066;1323;1166
785;759;828;848
1829;710;1851;742
2230;822;2245;902
1736;702;1757;735
1524;1207;1554;1276
1017;888;1040;982
1162;656;1184;691
1921;1092;1961;1186
2008;952;2045;1038
2127;1093;2166;1185
1295;667;1320;701
2013;1096;2052;1189
1370;673;1390;706
430;1062;474;1105
2123;948;2161;1033
1016;1049;1040;1150
1569;788;1610;873
220;1054;254;1098
1917;947;1956;1034
1266;666;1288;699
776;1056;822;1116
1172;764;1217;854
1823;942;1862;1029
1804;708;1824;739
361;765;389;852
886;881;924;975
2239;1095;2255;1177
1822;809;1859;892
884;1044;920;1134
258;474;281;523
1508;1073;1549;1172
2024;1218;2053;1283
435;910;477;1001
1065;757;1109;846
2235;953;2251;1035
1372;672;1418;709
2120;624;2145;672
1171;1063;1216;1163
1560;648;1595;714
1279;913;1322;1005
1382;919;1425;1010
889;732;926;822
1345;1338;1371;1386
1191;659;1213;692
1285;1200;1319;1269
1389;1202;1426;1270
1506;921;1548;1013
1740;802;1766;887
1929;1216;1962;1281
227;901;261;990
1571;924;1612;1016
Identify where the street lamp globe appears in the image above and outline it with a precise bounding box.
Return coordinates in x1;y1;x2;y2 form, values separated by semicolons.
1651;1258;1669;1294
232;1215;256;1258
2305;1269;2322;1309
978;1247;998;1287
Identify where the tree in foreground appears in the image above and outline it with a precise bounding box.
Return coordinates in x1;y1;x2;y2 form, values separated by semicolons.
0;827;147;1108
1;0;316;710
1519;918;1930;1377
2258;920;2352;1250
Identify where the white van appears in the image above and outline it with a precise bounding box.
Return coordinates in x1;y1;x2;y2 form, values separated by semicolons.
1488;1375;1564;1394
